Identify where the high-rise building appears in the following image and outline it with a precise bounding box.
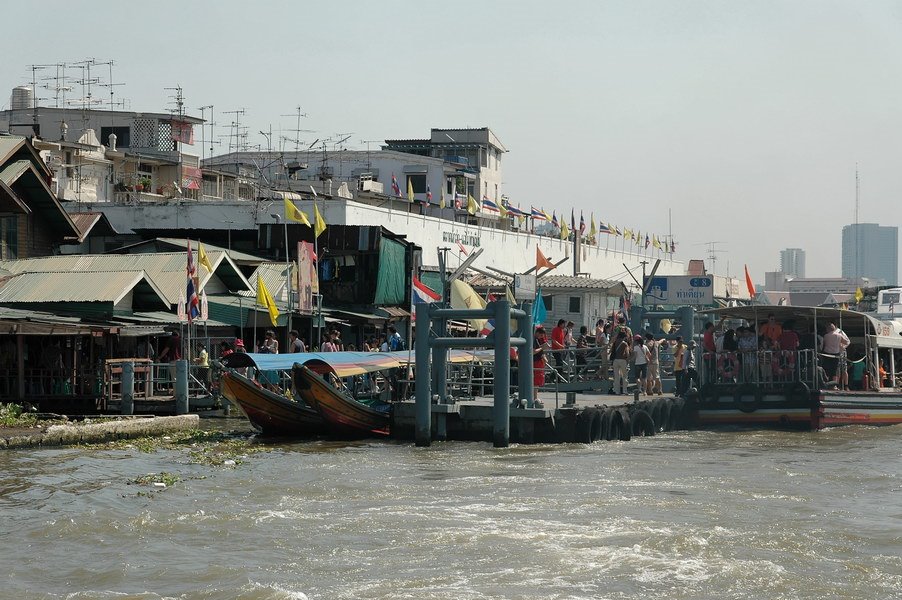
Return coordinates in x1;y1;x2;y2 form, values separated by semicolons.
841;223;898;286
779;248;806;279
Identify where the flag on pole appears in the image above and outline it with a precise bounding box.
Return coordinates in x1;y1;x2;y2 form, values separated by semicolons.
854;287;864;303
670;239;676;253
412;275;441;311
653;235;662;250
439;189;446;209
407;177;415;202
531;206;547;221
391;173;401;196
579;211;586;235
645;234;650;249
313;204;326;238
186;240;200;322
536;245;555;271
426;185;433;203
744;264;756;298
284;198;311;226
197;241;213;273
620;294;631;321
482;198;500;213
532;288;547;326
467;194;479;215
256;273;280;326
454;192;464;209
560;217;569;240
457;241;469;255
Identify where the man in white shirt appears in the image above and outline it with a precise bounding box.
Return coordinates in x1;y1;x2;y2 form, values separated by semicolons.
821;322;850;385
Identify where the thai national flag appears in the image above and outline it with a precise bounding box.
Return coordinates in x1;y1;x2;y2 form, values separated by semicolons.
480;294;498;336
531;207;547;221
482;198;500;212
579;212;586;235
412;276;441;311
426;185;432;203
186;240;200;322
391;173;401;196
454;193;465;209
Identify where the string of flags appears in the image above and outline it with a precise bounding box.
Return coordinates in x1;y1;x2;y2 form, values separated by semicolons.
382;172;679;254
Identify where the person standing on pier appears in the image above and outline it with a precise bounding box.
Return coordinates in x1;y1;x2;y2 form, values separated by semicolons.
289;330;306;353
611;331;630;395
551;319;567;373
533;326;549;408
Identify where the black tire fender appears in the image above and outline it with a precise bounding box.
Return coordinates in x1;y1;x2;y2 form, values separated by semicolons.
575;408;601;443
631;409;656;436
785;381;811;405
617;408;632;441
734;383;763;413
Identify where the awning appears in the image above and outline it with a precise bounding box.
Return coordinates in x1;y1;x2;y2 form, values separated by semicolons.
222;351;402;377
377;306;410;319
330;309;388;323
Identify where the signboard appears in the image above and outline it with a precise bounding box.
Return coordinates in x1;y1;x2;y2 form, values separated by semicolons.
170;120;195;145
514;273;536;300
643;275;713;305
296;241;318;315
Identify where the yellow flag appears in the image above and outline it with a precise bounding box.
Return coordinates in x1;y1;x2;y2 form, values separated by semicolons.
440;189;446;209
467;194;479;215
313;204;326;238
256;273;280;327
499;201;508;217
407;178;415;202
450;279;487;330
653;235;662;250
855;287;864;303
284;198;311;226
560;218;569;240
197;241;213;273
589;215;597;238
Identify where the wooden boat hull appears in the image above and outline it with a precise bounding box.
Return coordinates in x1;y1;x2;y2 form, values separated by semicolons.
220;371;326;436
693;383;902;430
292;366;391;437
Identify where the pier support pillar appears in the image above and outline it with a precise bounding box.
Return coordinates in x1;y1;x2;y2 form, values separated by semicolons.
493;300;511;448
415;305;432;447
518;302;535;408
175;360;189;415
121;361;134;415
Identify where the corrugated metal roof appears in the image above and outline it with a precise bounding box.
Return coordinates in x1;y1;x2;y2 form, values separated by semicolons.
239;262;290;300
0;160;31;186
68;212;118;241
0;270;163;304
0;251;251;305
115;237;267;264
0;136;25;164
536;275;622;291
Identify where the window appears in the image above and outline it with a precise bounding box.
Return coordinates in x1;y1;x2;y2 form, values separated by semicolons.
1;216;18;259
406;174;427;194
542;295;553;310
569;296;581;313
100;126;131;148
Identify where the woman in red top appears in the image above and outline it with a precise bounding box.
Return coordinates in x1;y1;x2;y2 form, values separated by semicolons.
533;327;549;407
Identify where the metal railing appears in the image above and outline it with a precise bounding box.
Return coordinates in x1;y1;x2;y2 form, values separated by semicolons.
699;349;817;390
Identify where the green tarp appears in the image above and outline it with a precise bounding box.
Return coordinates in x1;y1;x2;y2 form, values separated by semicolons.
373;237;406;305
420;271;444;300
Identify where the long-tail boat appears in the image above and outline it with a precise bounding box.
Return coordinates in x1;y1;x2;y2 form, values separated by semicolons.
219;369;325;436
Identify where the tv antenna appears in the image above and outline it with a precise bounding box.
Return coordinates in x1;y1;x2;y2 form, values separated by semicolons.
95;60;124;110
280;106;313;152
164;85;185;118
223;108;246;153
695;241;726;276
360;139;380;169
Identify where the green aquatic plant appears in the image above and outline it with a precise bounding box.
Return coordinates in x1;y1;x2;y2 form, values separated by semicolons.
0;403;38;428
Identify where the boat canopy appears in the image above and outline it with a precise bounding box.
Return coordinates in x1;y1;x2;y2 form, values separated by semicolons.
703;305;902;349
222;349;493;378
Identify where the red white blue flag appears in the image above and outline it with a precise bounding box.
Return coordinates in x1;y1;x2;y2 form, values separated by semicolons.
426;185;433;203
186;240;200;322
412;275;441;312
391;173;401;196
579;211;586;235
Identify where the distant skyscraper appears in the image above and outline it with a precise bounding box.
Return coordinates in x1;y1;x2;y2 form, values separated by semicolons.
841;223;898;286
779;248;806;279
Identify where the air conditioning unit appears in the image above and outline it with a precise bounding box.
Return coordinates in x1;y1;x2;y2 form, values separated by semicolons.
359;179;384;194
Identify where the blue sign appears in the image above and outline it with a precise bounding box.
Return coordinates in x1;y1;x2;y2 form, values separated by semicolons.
644;276;714;305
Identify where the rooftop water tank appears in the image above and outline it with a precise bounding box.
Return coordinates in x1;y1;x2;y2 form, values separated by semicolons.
10;86;33;110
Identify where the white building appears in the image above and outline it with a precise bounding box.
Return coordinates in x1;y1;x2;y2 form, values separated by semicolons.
779;248;805;279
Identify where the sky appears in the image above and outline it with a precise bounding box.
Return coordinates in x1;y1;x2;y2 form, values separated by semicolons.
3;0;902;284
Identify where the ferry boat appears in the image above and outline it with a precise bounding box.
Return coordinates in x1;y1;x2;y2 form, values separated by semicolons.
692;300;902;429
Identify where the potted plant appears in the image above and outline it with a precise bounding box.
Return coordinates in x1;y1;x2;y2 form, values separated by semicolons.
138;177;152;192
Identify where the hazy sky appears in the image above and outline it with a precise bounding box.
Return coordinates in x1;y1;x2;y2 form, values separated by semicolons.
4;0;901;283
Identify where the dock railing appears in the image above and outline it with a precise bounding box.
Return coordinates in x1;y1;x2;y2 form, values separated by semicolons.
699;349;817;390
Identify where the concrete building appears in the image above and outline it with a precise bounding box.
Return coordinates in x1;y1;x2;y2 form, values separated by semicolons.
842;223;898;286
779;248;806;279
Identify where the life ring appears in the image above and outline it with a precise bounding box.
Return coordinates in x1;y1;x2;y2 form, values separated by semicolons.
631;410;656;436
734;383;763;413
717;352;738;381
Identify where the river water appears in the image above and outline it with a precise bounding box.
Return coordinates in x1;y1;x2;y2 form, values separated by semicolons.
1;423;901;600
